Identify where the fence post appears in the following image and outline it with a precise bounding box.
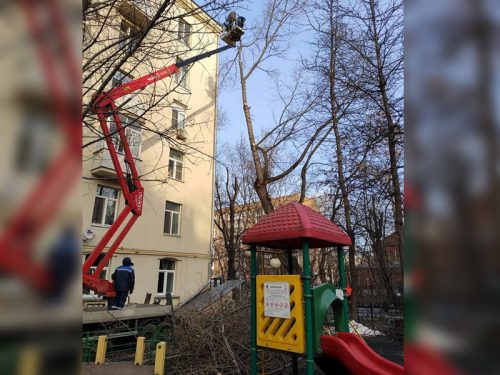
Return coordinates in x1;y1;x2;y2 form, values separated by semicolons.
135;337;145;365
82;333;93;363
95;335;107;364
18;346;38;375
154;341;166;375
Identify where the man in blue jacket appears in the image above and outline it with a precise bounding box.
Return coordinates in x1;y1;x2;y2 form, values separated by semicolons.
111;257;135;309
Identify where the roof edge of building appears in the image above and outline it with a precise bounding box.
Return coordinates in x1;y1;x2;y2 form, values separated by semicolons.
177;0;223;33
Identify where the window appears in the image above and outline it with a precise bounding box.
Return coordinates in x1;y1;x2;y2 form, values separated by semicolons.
83;254;110;280
83;254;111;294
171;106;185;130
174;58;188;88
178;19;190;45
157;258;176;294
163;201;181;235
112;70;133;88
92;185;119;226
16;113;54;172
119;18;140;52
108;114;142;158
168;149;183;180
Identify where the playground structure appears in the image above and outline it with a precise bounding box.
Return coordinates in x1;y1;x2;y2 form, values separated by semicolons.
242;202;404;375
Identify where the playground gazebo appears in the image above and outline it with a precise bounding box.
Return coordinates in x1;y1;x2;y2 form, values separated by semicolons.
242;202;352;375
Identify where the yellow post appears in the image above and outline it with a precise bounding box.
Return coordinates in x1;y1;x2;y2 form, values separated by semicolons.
18;346;38;375
135;337;145;365
95;335;107;365
154;341;166;375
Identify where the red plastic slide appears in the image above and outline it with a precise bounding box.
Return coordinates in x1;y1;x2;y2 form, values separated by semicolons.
320;333;404;375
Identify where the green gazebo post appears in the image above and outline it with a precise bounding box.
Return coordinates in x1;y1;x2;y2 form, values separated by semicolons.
337;245;349;332
302;239;315;375
288;249;299;375
250;244;257;375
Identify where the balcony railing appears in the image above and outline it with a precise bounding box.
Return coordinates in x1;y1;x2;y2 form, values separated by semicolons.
90;147;141;178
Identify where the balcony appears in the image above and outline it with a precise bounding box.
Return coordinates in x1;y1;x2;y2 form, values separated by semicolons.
90;147;142;179
176;129;187;141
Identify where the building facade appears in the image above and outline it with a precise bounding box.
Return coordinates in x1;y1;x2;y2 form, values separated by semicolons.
356;232;403;308
82;0;221;305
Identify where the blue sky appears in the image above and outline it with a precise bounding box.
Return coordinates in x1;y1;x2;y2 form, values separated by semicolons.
215;1;310;147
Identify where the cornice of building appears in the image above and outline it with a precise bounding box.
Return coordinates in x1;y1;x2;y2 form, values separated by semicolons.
176;0;223;34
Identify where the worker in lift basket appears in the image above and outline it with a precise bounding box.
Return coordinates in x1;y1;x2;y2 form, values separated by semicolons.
111;257;135;309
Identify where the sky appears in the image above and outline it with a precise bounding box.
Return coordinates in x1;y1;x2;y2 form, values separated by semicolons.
215;1;311;147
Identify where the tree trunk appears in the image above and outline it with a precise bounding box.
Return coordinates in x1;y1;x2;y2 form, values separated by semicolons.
374;238;396;309
238;47;274;215
327;6;358;319
368;0;404;282
318;250;327;283
227;177;238;280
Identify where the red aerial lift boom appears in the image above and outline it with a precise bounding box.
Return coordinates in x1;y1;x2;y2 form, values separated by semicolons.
0;0;81;292
82;15;245;297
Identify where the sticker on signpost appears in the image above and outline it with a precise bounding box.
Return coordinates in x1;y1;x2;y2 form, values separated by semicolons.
336;288;344;300
264;282;291;319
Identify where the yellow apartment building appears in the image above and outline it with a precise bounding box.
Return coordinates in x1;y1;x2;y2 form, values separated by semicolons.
82;0;222;305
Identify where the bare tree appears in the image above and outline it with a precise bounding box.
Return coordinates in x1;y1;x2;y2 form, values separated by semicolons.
230;0;333;214
304;0;368;318
298;0;403;320
213;136;310;279
214;168;240;280
342;0;404;280
213;139;259;281
364;197;396;310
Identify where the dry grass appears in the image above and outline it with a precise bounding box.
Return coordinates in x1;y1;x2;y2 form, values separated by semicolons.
161;287;295;375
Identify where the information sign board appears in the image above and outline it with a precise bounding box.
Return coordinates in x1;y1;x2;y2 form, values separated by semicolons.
264;281;291;319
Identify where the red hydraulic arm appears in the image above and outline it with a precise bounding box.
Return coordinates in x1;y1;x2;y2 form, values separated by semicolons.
0;0;81;292
82;43;235;297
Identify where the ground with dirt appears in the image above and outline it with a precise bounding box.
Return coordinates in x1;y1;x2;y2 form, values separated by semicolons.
364;335;404;365
83;363;154;374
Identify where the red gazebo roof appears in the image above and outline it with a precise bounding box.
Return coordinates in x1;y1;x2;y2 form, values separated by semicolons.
242;202;352;249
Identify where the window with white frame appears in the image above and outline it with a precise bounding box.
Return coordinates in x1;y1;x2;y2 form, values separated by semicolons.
107;114;142;158
16;113;54;172
92;185;119;226
118;18;140;52
171;106;185;130
168;149;183;180
83;253;110;280
157;258;176;294
178;18;190;45
174;58;188;88
163;201;181;235
83;253;111;295
112;70;133;88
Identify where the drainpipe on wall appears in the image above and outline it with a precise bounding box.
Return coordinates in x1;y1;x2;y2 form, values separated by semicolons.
208;33;221;286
